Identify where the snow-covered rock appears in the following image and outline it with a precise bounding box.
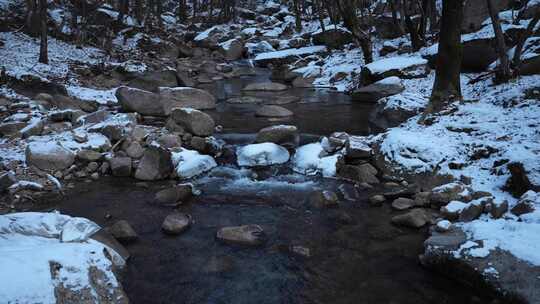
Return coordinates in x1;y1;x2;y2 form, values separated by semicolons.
361;56;429;85
25;141;75;171
170;108;215;137
236;143;290;167
254;46;328;67
292;142;340;177
172;148;217;179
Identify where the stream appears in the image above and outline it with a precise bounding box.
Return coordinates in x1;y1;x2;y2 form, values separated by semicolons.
50;63;492;304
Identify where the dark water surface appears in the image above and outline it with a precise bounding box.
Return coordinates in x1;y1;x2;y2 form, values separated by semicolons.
51;66;491;304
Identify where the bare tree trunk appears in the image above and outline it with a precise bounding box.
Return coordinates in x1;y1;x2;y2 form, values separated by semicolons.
38;0;48;64
422;0;464;118
336;0;373;63
293;0;302;32
487;0;511;82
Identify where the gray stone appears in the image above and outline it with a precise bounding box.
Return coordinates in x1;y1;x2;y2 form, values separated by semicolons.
351;81;405;103
109;157;132;177
77;150;102;162
391;197;416;211
312;27;353;49
337;163;379;184
158;87;217;114
391;209;429;228
109;220;138;243
255;125;299;148
134;147;173;181
0;171;17;192
220;38;245;61
242;82;288;92
154;184;193;206
216;225;266;246
26;142;75;171
127;70;178;92
255;105;293;118
157;134;182;149
161;213;191;235
125;141;144;159
369;194;386;206
115;86;163;116
310;190;339;208
171;108;215;137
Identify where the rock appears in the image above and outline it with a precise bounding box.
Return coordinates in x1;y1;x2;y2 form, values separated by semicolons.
338;184;360;201
391;209;429;228
440;201;469;221
351;76;405;103
26;142;75;171
216;225;266;246
414;192;431;207
374;15;403;39
504;162;535;198
360;56;429;86
435;220;452;233
157;134;182;149
161;213;191;235
255;125;299;148
253;46;328;67
255;105;293;118
289;245;311;258
77;150;102;162
170;108;215;137
487;200;508;219
219;38;245;60
369;194;386;206
226;96;263;104
109;220;138;243
172;149;218;179
158;87;217;114
109;157;132;177
0;121;26;136
459;199;485;222
127;70;178;92
337;163;379;184
312;26;353;49
125;141;144;159
0;171;17;192
116;86;163;116
310;190;339;208
236;143;290;167
368;92;426;132
391;197;416;211
511;190;539;216
134;147;173;181
346;136;372;159
242;82;288;91
155;184;193;206
430;182;471;208
462;0;509;33
292;76;315;88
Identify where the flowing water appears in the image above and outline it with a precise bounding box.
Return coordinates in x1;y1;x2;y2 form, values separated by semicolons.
51;64;492;304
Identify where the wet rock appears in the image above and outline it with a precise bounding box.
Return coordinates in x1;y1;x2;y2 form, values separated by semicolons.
109;157;132;177
202;256;235;274
116;86;163;116
391;209;429;228
236;143;290;167
216;225;266;246
0;171;17;192
26;142;75;171
125;141;144;159
351;76;405;103
369;194;386;206
242;82;288;91
255;105;293;118
127;70;178;92
255;125;299;148
226;96;263;104
289;245;311;258
155;184;193;206
511;190;539;216
310;190;339;208
170;108;215;137
109;220;138;243
337;163;379;184
158;87;217;114
391;197;416;211
161;213;191;235
134;147;173;181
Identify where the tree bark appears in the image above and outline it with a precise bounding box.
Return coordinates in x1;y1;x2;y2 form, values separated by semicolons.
487;0;511;82
423;0;464;118
336;0;373;63
293;0;302;32
38;0;48;64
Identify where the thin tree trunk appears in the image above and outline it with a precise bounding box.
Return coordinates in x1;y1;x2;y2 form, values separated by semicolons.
293;0;302;32
423;0;464;118
487;0;511;82
38;0;48;64
336;0;373;63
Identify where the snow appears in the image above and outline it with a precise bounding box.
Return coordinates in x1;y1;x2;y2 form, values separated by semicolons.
254;46;327;61
0;212;123;303
292;142;339;177
67;86;118;105
194;26;220;41
376;76;402;85
381;92;427;112
172;148;217;179
444;201;468;213
365;56;428;74
237;143;290;167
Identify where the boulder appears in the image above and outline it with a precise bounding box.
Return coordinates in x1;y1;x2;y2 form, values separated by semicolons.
109;157;132;177
253;46;328;67
170;108;215;137
360;56;429;85
125;141;144;159
172;149;218;179
157;134;182;149
255;125;299;148
310;190;339;208
0;171;17;192
351;76;405;103
440;201;469;221
236;143;290;167
368;92;427;132
391;209;429;228
312;26;353;49
391;197;416;211
127;70;178;92
511;190;539;216
77;150;103;162
255;105;293;118
26;142;75;171
216;225;266;246
158;87;217;114
462;0;509;33
155;184;193;206
337;163;379;184
369;194;386;206
374;15;404;39
242;82;288;91
134;147;173;181
109;220;138;243
162;213;191;235
219;38;245;61
115;86;163;116
346;136;372;160
0;122;26;136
